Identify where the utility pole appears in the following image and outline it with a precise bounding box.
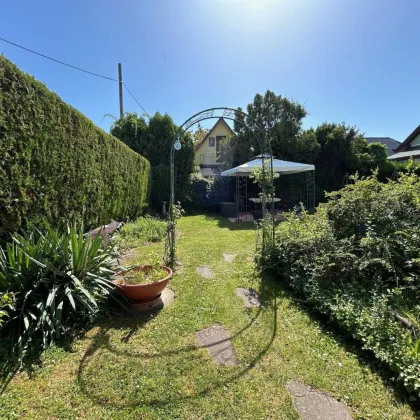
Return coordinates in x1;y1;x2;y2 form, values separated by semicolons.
118;63;123;118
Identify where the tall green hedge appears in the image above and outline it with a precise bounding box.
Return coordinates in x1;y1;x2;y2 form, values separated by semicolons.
0;56;151;242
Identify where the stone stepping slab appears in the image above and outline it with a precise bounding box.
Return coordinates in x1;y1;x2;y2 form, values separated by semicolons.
235;287;260;308
223;253;236;263
287;381;353;420
196;266;215;279
196;324;237;365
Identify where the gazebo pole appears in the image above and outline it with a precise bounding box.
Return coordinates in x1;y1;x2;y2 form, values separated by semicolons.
270;155;275;232
245;172;248;221
236;171;239;222
311;170;315;210
305;170;316;212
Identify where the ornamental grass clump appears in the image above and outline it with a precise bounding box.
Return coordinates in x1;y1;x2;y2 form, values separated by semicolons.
0;226;118;364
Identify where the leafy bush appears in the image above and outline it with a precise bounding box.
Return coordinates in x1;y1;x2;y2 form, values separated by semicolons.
113;216;166;250
261;173;420;397
151;165;171;212
0;56;151;243
0;293;13;327
0;226;118;363
183;173;233;211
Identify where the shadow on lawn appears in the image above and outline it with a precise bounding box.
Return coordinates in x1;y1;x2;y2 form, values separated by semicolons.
0;315;104;394
0;322;92;394
204;213;283;233
263;274;420;413
76;275;278;409
204;213;256;231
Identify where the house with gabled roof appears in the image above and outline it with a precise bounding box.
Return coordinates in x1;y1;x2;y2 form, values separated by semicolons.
195;118;234;177
388;125;420;162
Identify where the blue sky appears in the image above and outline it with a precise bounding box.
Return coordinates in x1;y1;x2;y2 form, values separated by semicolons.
1;0;419;141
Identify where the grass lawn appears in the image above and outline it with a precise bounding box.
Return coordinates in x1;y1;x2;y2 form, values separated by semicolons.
0;215;417;419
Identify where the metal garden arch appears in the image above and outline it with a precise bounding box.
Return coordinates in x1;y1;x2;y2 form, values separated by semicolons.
167;107;275;267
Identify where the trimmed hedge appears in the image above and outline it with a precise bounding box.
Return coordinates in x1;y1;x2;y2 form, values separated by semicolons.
0;56;151;242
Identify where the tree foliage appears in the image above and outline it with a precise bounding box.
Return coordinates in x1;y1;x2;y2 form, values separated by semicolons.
313;123;390;195
192;124;208;144
294;128;321;164
220;91;311;167
219;91;393;202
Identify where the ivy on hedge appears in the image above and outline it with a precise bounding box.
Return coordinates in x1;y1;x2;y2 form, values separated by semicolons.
0;56;151;242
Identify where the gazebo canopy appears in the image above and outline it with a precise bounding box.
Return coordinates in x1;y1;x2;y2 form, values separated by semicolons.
220;154;315;177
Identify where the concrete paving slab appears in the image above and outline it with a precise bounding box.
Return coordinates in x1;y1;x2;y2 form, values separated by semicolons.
196;324;237;365
196;266;215;279
223;253;236;263
287;381;353;420
235;287;260;308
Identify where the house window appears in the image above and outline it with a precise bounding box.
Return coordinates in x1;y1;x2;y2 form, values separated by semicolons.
209;137;215;147
216;136;226;161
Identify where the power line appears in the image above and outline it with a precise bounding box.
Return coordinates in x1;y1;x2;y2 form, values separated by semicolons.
123;83;151;118
0;36;152;117
0;36;117;81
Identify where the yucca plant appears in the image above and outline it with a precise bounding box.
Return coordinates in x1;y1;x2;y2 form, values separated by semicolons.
0;226;119;363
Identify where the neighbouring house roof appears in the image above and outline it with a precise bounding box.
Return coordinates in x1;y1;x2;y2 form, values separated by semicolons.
195;118;234;151
388;149;420;160
394;124;420;153
365;137;400;156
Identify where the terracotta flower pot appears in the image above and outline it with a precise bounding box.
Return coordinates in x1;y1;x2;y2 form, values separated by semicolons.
112;265;172;304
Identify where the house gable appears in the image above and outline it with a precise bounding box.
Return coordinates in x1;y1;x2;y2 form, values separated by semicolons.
195;118;234;167
395;124;420;153
410;132;420;148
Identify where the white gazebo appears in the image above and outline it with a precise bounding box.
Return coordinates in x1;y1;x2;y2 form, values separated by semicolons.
220;154;314;177
219;155;315;221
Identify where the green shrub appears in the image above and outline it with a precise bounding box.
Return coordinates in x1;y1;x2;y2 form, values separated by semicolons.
0;293;13;327
325;172;420;240
181;173;234;212
0;56;151;243
261;173;420;397
113;216;166;250
151;165;171;212
0;226;118;363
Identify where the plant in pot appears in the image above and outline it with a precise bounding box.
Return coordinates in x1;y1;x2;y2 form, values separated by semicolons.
113;253;173;307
